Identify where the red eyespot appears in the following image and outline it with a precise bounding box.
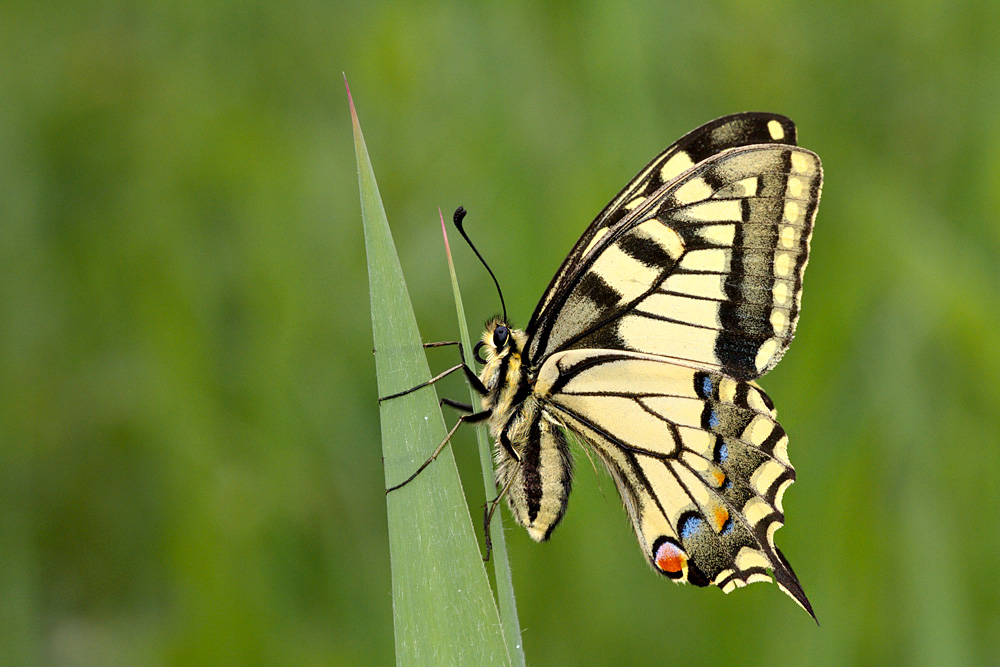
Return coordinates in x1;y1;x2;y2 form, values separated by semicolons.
653;539;686;579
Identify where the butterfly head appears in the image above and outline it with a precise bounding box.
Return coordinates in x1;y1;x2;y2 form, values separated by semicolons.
475;317;528;395
475;317;525;362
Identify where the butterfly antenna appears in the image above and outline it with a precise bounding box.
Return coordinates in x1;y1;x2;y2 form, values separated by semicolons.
453;206;507;322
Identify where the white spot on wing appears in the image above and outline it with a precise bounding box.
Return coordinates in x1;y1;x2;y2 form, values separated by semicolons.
773;252;794;277
784;201;801;224
770;309;788;333
787;175;805;198
780;225;797;249
754;338;780;373
773;279;794;306
744;414;775;446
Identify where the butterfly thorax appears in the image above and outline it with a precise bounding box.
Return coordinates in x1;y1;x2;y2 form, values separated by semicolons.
478;319;531;424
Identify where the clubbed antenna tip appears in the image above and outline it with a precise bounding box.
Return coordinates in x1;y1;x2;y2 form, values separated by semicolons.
452;207;507;323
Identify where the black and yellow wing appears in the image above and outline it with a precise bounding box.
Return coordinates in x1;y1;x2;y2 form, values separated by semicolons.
527;112;801;358
526;142;822;380
534;350;812;616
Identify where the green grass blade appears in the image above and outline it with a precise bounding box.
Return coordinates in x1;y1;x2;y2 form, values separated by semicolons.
349;78;510;667
439;212;526;666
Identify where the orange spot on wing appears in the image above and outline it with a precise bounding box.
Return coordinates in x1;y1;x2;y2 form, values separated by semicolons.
655;541;686;574
711;505;730;532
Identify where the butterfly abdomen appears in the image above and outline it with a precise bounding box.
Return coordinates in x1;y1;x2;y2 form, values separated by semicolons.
479;320;574;542
494;399;574;542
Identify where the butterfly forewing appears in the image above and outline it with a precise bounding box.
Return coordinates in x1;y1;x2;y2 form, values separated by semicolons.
527;144;822;381
527;113;799;352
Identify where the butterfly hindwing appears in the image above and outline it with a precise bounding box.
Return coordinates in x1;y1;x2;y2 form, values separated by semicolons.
527;144;822;381
533;349;813;615
528;113;800;353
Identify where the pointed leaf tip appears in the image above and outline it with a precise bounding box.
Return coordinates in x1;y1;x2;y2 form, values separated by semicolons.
439;208;453;261
345;75;357;120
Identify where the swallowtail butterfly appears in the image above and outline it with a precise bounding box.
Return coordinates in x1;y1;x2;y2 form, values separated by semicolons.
385;112;822;617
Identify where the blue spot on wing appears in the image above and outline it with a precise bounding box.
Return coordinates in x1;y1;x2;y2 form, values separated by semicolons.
708;410;720;429
715;439;729;463
700;375;713;397
680;515;704;540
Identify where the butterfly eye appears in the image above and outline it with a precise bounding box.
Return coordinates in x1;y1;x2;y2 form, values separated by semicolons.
492;325;509;349
473;341;488;364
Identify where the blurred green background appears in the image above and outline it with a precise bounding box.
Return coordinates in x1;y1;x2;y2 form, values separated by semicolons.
3;1;999;665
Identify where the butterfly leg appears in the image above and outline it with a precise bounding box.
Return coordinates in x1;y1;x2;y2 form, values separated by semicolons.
422;341;488;396
386;408;491;493
379;341;486;402
378;362;486;402
423;340;483;373
421;340;464;353
440;397;475;413
482;473;518;562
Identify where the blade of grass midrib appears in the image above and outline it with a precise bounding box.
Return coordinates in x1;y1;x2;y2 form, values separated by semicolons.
350;77;510;666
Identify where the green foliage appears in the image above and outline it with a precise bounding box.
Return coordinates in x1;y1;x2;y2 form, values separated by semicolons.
354;85;512;666
2;1;999;665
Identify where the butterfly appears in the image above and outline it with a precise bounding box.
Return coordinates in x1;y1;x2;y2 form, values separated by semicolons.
385;112;822;617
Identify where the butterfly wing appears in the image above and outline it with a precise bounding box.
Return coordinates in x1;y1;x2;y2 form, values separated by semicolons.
526;143;822;381
527;112;800;348
534;349;813;616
